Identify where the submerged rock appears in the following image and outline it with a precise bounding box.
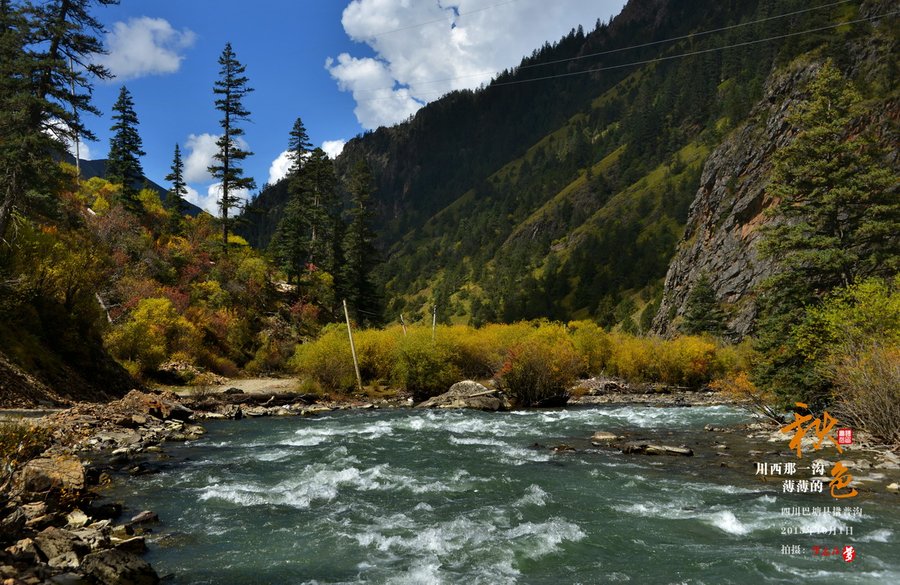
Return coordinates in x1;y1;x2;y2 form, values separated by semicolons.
416;381;507;411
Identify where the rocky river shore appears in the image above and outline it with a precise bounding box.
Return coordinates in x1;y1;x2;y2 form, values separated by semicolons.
2;382;897;584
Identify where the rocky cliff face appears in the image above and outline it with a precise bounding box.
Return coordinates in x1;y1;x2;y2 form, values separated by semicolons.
653;39;899;340
652;62;820;339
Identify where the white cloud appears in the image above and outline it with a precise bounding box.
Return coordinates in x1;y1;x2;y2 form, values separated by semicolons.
96;17;195;80
328;0;624;129
183;133;219;183
184;183;250;216
322;139;347;160
268;150;293;185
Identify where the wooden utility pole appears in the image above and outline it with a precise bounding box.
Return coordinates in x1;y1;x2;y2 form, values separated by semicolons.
432;305;437;341
343;299;363;392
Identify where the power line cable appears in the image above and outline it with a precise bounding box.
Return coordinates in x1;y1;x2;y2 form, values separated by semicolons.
489;11;897;89
348;0;855;95
351;9;895;102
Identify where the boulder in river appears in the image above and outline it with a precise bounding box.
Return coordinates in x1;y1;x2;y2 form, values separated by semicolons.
416;381;507;411
621;442;694;457
591;431;624;445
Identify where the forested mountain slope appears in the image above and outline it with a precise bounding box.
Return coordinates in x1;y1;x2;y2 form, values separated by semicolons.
241;0;897;333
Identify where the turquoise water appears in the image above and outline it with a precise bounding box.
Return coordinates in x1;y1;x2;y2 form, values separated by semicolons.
109;406;899;584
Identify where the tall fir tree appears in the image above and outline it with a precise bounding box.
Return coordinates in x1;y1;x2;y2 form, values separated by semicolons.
208;42;255;249
272;115;341;286
0;0;116;243
341;159;381;326
106;85;145;209
164;143;188;219
271;117;312;283
754;60;899;405
681;273;727;336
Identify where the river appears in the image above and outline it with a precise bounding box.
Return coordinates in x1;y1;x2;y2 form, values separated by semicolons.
106;406;899;584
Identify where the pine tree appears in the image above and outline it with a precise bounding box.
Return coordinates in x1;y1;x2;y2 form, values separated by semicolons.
0;0;115;243
208;42;255;249
341;159;381;326
164;143;188;218
754;60;899;405
106;86;145;209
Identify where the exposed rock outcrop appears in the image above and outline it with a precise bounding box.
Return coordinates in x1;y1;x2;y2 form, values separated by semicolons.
416;381;509;411
653;50;899;339
652;61;820;339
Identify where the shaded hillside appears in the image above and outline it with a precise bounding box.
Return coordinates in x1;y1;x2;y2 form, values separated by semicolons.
241;0;896;329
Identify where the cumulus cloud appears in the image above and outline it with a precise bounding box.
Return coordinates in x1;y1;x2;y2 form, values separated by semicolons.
328;0;624;129
322;139;347;160
96;17;196;80
183;133;219;183
185;183;251;216
268;150;293;185
65;136;93;161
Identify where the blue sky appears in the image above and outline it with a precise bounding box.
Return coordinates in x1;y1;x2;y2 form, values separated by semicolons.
81;1;626;213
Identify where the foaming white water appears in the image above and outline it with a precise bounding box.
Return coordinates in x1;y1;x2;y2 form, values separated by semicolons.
514;484;550;508
859;528;893;543
705;510;751;535
505;518;586;558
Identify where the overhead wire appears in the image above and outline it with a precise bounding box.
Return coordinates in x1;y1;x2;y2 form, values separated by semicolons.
351;9;895;103
488;11;897;89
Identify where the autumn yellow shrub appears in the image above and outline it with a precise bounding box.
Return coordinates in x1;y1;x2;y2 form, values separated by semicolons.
654;335;718;386
569;320;612;375
106;297;201;374
356;327;401;383
498;324;583;407
290;324;358;392
392;328;461;402
606;333;656;381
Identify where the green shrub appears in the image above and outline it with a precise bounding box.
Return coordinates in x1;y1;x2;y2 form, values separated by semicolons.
393;329;461;402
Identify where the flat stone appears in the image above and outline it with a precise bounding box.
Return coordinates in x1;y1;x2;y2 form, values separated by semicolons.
65;510;90;529
50;573;92;585
591;431;623;444
622;442;694;457
886;483;900;494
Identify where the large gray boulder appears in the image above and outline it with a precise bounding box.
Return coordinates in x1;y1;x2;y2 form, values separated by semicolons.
17;455;85;496
416;381;507;411
81;549;160;585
